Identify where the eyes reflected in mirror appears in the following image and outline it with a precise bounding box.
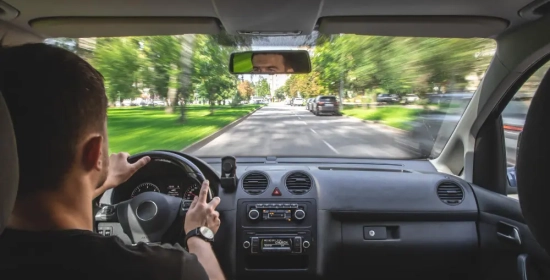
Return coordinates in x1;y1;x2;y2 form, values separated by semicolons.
252;53;294;73
229;51;311;74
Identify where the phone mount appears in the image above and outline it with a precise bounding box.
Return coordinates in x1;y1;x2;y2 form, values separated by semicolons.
220;156;237;192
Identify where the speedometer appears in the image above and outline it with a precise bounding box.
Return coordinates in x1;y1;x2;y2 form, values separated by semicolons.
131;182;160;198
183;184;200;200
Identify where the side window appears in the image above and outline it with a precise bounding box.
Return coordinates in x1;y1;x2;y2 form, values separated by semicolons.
504;61;550;199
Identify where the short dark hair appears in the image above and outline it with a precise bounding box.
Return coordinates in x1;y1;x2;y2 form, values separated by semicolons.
0;43;107;197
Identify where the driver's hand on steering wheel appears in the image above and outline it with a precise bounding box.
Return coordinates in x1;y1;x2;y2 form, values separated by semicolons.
93;152;151;199
184;180;221;235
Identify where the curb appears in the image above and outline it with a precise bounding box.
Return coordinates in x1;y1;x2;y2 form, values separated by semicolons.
181;106;264;153
341;114;408;135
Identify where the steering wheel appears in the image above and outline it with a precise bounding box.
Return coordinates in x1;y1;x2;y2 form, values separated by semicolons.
95;151;212;244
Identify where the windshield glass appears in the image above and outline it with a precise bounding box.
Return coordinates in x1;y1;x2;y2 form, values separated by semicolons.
45;34;495;159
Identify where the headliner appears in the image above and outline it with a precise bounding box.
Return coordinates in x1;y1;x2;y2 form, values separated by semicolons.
0;0;545;40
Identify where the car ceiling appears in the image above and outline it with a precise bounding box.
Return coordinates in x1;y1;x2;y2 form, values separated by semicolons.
0;0;545;40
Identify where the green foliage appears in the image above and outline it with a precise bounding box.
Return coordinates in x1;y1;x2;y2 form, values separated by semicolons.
93;38;142;102
343;106;424;130
191;35;238;109
288;35;495;97
107;105;262;154
255;77;270;97
142;36;182;98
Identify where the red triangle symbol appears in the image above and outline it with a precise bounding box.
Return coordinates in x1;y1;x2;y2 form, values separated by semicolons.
272;187;281;196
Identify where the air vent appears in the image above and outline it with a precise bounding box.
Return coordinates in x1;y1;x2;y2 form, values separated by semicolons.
437;183;464;205
285;172;312;195
242;172;269;195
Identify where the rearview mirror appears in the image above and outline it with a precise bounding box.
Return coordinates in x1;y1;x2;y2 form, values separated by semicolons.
229;50;311;74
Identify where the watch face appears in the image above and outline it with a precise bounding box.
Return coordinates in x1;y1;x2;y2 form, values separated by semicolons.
199;226;214;239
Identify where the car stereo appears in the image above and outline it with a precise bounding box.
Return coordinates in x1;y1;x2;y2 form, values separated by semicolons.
242;232;312;255
246;202;307;222
237;199;317;275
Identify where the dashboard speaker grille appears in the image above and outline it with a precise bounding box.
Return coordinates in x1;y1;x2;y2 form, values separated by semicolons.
437;183;464;205
285;172;312;194
242;172;269;195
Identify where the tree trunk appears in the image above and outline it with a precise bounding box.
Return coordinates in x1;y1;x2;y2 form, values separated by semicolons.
338;72;345;112
210;100;215;115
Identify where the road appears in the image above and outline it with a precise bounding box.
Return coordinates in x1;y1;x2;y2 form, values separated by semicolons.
192;103;414;158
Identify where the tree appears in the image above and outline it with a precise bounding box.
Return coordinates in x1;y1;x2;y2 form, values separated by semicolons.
255;77;270;97
177;34;196;122
237;80;255;100
283;71;324;98
274;87;286;101
92;38;142;104
142;36;182;111
191;35;237;114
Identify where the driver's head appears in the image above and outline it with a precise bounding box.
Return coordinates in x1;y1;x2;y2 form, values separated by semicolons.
0;43;109;199
251;53;294;73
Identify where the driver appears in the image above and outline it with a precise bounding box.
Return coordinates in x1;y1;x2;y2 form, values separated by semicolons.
251;53;295;73
0;43;225;280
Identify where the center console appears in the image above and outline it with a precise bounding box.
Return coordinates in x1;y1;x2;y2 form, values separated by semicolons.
237;199;317;278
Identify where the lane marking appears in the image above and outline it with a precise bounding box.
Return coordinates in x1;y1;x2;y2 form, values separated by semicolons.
309;128;318;135
301;121;308;125
322;140;340;154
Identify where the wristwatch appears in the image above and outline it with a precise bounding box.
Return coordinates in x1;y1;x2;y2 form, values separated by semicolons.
185;226;215;248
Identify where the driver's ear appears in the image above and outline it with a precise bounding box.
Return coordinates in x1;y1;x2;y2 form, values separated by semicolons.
82;135;104;171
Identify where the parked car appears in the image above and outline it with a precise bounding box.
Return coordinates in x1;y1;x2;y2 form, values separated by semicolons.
403;94;419;104
285;99;291;105
313;95;340;115
376;93;401;104
306;98;315;111
427;92;473;105
292;98;304;106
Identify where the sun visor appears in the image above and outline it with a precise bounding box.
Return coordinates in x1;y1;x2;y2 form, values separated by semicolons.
29;17;220;38
318;16;509;38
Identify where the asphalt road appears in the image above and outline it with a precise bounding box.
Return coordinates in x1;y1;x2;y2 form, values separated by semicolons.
192;103;414;158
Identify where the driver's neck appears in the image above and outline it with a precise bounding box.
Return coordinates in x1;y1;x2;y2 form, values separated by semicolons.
8;177;94;232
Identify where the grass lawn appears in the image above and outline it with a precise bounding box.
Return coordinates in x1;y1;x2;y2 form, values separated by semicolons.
342;106;424;130
107;105;262;154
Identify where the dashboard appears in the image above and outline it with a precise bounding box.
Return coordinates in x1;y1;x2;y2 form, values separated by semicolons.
110;158;217;204
97;154;547;280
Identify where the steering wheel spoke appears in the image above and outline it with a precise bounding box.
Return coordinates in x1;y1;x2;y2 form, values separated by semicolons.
95;204;118;222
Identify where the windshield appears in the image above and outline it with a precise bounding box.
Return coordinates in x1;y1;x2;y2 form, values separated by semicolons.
45;34;495;159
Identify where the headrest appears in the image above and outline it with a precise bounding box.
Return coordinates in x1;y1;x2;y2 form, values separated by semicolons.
517;67;550;254
0;91;18;234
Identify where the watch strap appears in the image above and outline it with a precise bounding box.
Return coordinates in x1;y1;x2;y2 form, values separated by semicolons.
184;227;213;249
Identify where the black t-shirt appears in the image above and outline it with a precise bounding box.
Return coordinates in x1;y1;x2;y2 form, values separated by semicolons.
0;228;209;280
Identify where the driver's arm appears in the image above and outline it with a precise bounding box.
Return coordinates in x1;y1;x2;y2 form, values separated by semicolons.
187;238;225;280
93;153;150;199
184;181;225;280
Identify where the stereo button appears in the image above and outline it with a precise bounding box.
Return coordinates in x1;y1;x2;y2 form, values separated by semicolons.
251;237;259;253
243;241;251;249
294;209;306;220
293;236;302;253
248;209;260;220
303;241;311;248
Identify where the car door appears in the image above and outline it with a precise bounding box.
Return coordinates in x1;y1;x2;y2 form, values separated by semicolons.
475;61;550;280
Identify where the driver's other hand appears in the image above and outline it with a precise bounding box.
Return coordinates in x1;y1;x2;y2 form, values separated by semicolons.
102;153;151;190
185;180;221;234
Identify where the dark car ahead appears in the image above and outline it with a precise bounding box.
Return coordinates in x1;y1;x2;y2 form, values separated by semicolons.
376;93;400;104
313;96;340;116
